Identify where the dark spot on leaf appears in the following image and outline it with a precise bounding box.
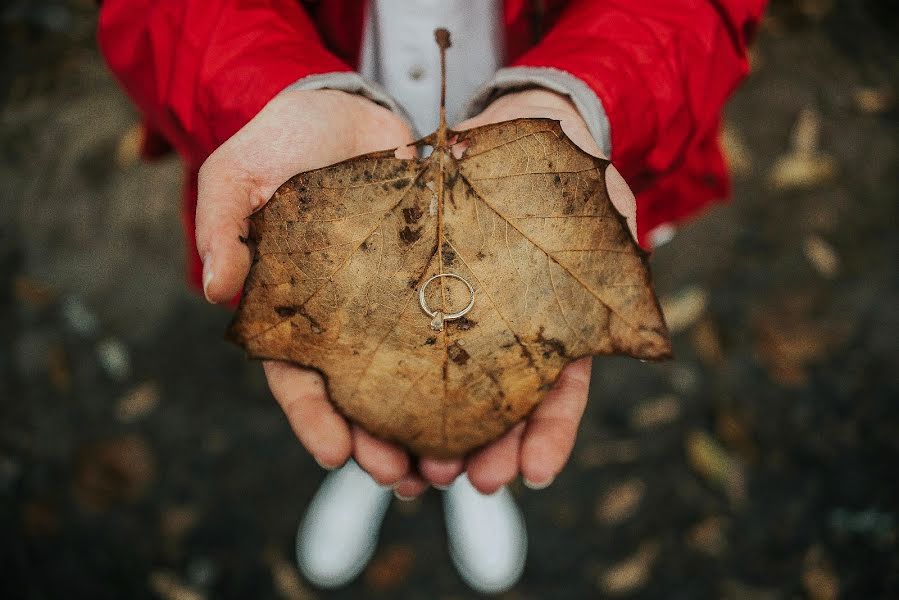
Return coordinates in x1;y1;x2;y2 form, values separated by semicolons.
360;240;370;251
274;306;297;318
362;170;372;181
447;342;470;365
452;317;476;331
554;174;562;185
536;327;567;358
400;226;422;244
392;179;407;190
476;250;486;260
441;242;456;263
425;337;437;346
402;206;423;224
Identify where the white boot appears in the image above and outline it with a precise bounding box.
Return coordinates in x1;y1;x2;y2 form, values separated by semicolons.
295;460;392;588
443;474;528;594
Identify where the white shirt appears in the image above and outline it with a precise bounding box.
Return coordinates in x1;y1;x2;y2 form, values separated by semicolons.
358;0;504;136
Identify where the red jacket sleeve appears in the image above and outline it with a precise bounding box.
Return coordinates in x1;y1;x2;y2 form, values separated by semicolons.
514;0;766;193
97;0;352;169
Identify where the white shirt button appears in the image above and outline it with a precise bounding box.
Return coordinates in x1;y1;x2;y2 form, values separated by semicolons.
407;65;426;81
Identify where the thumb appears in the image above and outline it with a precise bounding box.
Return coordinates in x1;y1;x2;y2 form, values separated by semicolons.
195;156;268;303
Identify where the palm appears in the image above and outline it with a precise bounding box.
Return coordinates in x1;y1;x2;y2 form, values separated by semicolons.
198;88;640;497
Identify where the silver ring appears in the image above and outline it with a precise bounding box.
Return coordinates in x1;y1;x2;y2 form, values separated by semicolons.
418;273;475;327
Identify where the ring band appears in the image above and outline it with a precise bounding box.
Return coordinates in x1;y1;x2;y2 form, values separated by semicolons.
418;273;475;331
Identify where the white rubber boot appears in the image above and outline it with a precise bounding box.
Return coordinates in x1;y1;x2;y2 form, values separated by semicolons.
296;460;392;588
443;474;528;594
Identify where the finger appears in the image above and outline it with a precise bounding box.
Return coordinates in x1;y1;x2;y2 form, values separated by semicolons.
196;155;263;303
418;456;465;488
352;426;410;486
263;360;352;469
603;165;638;241
466;422;526;495
520;358;592;489
393;473;430;501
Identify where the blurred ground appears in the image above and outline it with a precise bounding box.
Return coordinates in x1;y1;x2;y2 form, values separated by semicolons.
1;1;897;598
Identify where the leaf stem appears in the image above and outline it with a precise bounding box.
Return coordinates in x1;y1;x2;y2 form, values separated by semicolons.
434;28;451;149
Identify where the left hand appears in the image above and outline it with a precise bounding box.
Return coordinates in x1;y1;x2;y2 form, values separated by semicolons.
395;89;639;498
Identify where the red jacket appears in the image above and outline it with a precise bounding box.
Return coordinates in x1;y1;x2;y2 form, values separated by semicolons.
98;0;766;290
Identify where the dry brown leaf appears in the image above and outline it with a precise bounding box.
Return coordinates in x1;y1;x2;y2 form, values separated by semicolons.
803;235;840;278
116;381;160;423
720;123;752;177
685;430;747;507
228;30;670;457
754;308;846;387
686;516;728;557
853;86;894;114
598;541;659;595
577;440;641;468
116;122;143;168
691;318;725;365
263;548;315;600
149;571;206;600
768;108;838;190
364;544;415;592
73;434;156;511
630;395;681;430
660;286;708;334
595;478;645;524
802;546;839;600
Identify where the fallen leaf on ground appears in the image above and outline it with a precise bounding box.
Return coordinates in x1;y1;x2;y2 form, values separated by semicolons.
685;430;747;507
686;516;728;557
47;343;71;393
14;275;55;307
768;108;838;190
264;548;315;600
228;30;670;457
598;541;659;595
853;86;894;114
73;434;156;511
720;123;752;177
803;235;840;278
364;544;415;592
754;307;846;387
691;318;725;366
577;440;641;468
116;122;143;167
595;479;645;524
116;381;160;423
630;395;680;430
802;546;839;600
149;571;206;600
160;505;199;543
660;286;708;334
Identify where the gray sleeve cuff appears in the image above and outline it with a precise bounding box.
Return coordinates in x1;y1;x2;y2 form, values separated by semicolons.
465;66;612;158
284;72;414;129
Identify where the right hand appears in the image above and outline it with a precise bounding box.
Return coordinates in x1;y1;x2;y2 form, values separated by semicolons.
197;89;429;495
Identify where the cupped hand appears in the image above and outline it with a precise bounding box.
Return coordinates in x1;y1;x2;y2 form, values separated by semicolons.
412;89;640;496
197;89;420;487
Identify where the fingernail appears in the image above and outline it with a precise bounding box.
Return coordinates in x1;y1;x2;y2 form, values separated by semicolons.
202;254;214;303
523;476;554;490
393;489;416;502
432;483;450;491
314;456;340;471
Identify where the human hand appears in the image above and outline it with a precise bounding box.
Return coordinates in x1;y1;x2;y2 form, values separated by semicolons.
198;89;422;487
404;89;640;497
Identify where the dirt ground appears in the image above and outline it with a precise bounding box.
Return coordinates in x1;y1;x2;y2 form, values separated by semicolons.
1;1;897;598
